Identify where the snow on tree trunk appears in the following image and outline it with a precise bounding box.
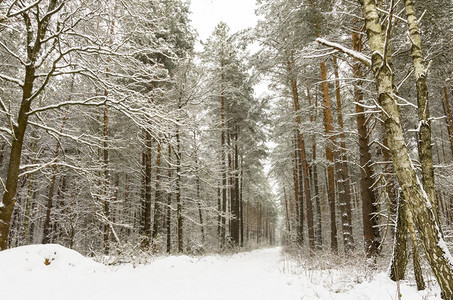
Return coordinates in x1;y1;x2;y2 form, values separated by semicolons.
361;0;453;297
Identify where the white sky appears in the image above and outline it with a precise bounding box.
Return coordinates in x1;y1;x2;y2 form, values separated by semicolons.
189;0;258;42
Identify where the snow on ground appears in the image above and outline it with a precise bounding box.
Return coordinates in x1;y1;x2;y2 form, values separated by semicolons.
0;244;440;299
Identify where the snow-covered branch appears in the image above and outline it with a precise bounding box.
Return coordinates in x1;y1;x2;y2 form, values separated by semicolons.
316;38;371;67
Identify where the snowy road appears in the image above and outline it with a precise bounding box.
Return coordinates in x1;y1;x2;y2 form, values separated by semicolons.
0;244;439;299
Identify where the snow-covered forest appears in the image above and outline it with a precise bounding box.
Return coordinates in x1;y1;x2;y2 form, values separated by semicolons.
1;0;453;299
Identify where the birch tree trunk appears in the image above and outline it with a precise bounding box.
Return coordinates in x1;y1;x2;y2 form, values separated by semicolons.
390;191;409;282
360;0;453;297
406;208;425;290
404;0;438;222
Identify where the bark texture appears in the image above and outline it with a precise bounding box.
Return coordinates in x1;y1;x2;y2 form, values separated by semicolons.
404;0;438;222
352;23;380;257
0;0;60;250
360;0;453;297
320;60;338;254
286;57;315;249
332;56;354;252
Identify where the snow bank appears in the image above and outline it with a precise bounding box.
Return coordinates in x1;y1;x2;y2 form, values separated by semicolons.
0;245;442;299
0;244;104;273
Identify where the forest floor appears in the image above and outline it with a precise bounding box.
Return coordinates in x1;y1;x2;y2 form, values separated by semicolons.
0;244;440;299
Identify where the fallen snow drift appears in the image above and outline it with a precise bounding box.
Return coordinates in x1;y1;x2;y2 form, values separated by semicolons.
0;244;440;299
0;244;104;272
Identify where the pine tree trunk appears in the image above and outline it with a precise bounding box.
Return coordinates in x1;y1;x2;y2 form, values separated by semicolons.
176;125;183;253
320;60;338;254
152;139;162;251
227;125;232;240
194;132;205;246
442;87;453;158
307;86;322;249
141;131;152;250
231;130;240;245
246;201;249;242
332;56;354;252
352;22;379;257
239;158;244;247
217;184;221;245
287;55;315;250
166;143;172;253
220;69;227;248
292;136;302;244
308;0;337;254
284;186;290;234
196;176;205;245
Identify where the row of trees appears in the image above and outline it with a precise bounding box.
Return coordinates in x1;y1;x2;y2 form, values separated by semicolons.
0;0;277;256
257;0;453;297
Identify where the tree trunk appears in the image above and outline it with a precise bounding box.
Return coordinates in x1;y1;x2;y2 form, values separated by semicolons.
320;60;338;254
23;133;39;243
217;183;221;245
196;176;205;245
0;71;35;250
406;207;425;291
42;112;68;244
166;143;172;253
287;54;315;250
176;125;183;253
332;56;354;252
307;85;322;249
152;139;162;251
0;0;59;251
390;191;409;281
194;132;205;246
42;170;58;245
284;186;290;234
293;134;302;245
352;21;380;257
441;87;453;158
404;0;438;222
361;0;453;296
231;130;240;245
220;66;227;248
239;157;244;247
141;131;152;250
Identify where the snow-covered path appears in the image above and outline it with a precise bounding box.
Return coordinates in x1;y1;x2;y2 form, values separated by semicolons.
0;244;439;299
